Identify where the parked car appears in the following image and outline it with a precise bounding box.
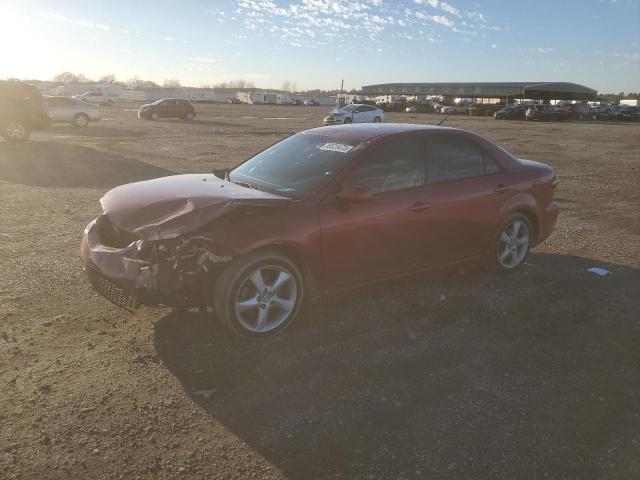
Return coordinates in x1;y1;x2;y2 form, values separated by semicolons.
594;107;622;121
468;103;504;116
73;91;115;106
46;96;102;127
0;80;51;142
81;123;559;337
565;101;598;121
494;105;527;120
618;105;640;121
138;98;196;121
323;104;384;125
525;105;563;122
440;105;467;114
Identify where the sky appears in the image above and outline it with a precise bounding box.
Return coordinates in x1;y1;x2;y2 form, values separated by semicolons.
1;0;639;93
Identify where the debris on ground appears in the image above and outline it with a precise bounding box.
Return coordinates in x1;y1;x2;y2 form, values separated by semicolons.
587;267;611;276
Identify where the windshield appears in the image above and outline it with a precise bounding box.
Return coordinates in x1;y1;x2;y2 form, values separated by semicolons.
342;105;358;112
151;99;166;105
229;133;363;199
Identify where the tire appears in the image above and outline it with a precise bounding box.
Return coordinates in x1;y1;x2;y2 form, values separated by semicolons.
592;114;598;121
373;116;382;123
185;112;194;121
2;121;30;143
151;112;159;121
214;250;304;337
343;117;352;124
493;213;533;272
73;113;90;128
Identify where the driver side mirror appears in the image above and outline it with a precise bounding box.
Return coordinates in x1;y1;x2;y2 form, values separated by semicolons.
335;184;372;205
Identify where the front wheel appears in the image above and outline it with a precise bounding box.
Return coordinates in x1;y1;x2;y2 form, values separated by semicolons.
73;113;89;127
373;116;382;123
151;112;159;121
343;117;352;124
494;214;533;272
2;121;30;142
214;251;304;337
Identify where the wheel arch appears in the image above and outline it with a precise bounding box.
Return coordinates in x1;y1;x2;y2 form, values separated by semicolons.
499;194;541;244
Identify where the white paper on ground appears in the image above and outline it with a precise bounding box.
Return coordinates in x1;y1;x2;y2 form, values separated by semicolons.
586;267;611;276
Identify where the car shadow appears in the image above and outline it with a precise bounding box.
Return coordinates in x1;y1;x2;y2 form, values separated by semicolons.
0;141;172;188
45;125;145;138
160;118;243;127
153;252;640;479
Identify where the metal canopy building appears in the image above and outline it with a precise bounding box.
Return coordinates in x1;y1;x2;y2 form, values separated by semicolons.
362;82;598;100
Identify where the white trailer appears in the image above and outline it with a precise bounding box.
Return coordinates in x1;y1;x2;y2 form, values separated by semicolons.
236;92;277;104
276;94;296;105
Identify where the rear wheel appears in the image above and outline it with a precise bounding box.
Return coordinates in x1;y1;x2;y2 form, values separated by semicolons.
373;116;382;123
73;113;89;127
2;121;30;142
185;112;194;121
214;250;304;337
495;214;532;272
343;117;352;124
151;112;159;121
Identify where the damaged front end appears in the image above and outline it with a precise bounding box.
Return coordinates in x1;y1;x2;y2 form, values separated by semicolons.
81;173;291;312
81;214;232;311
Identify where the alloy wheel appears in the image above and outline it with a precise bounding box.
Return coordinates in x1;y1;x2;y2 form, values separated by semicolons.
234;265;298;334
6;122;27;140
75;115;89;127
497;219;530;269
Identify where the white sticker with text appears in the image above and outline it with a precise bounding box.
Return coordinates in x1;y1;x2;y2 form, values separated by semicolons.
319;143;354;153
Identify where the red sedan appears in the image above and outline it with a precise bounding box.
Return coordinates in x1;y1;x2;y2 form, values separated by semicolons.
81;124;559;336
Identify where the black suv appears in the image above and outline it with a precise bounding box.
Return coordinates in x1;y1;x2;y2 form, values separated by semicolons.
0;81;51;142
138;98;196;121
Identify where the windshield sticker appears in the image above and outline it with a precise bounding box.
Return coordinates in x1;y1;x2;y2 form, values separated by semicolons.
319;143;354;153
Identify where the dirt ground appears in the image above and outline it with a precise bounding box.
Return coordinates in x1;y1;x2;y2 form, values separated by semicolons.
1;104;639;479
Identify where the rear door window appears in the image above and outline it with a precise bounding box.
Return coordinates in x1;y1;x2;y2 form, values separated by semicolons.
427;135;499;183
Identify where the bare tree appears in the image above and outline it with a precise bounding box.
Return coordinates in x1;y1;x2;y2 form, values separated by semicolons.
280;80;297;93
76;73;93;83
214;80;256;90
99;74;116;83
53;72;79;83
163;78;181;88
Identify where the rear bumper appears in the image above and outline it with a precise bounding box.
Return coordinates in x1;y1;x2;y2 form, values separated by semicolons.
536;201;560;244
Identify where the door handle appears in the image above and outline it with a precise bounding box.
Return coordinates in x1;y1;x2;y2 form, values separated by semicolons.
494;184;511;194
408;202;432;213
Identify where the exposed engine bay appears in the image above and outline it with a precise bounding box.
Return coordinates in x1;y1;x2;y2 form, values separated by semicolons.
86;215;233;310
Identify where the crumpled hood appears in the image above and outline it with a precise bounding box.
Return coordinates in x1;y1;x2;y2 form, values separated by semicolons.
100;174;291;241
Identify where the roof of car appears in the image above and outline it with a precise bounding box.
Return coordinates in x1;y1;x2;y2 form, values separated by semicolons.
303;123;451;141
